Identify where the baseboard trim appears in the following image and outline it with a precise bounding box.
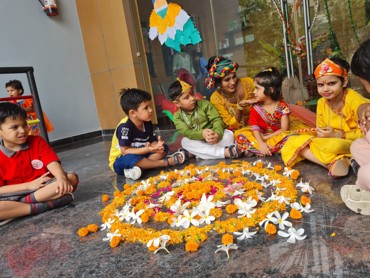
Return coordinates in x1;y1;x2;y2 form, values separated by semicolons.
50;130;103;148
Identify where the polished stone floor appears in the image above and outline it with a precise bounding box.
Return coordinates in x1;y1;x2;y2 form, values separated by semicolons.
0;130;369;278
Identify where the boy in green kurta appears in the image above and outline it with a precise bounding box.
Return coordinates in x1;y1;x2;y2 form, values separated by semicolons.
168;79;239;159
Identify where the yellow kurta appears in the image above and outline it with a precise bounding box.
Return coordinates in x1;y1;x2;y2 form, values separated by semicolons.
282;88;370;167
210;77;255;130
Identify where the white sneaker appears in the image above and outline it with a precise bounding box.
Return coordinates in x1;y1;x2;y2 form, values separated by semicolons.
123;166;142;180
340;184;370;215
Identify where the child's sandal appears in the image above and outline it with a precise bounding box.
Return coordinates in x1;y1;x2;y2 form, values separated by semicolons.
226;144;240;159
178;148;195;159
164;151;186;167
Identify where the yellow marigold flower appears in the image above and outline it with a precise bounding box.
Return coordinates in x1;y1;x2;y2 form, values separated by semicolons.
256;162;264;168
130;197;138;206
291;170;300;180
222;234;234;245
225;204;238;214
77;227;89;237
265;223;277;235
87;224;99;233
290;208;302;219
300;195;311;206
110;237;121;248
274;165;283;171
101;194;109;202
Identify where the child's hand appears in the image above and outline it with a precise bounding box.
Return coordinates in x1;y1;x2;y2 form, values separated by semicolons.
28;172;51;190
239;99;257;106
358;103;370;126
203;129;218;144
55;176;74;195
316;126;336;138
259;142;272;156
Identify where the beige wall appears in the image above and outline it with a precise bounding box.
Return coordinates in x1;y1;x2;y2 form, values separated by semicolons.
75;0;154;130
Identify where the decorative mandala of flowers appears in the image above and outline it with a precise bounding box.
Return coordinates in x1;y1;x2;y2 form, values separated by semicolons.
81;161;314;256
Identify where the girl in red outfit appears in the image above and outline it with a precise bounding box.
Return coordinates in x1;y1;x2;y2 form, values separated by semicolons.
5;79;54;135
235;67;311;156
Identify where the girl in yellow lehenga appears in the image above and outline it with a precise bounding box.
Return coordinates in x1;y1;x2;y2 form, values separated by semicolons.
206;56;314;156
281;57;370;177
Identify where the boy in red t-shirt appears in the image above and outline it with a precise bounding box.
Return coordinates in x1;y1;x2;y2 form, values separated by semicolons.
0;102;78;225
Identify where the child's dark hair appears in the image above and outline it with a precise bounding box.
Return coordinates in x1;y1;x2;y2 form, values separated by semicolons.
254;67;282;101
119;88;152;115
351;38;370;82
5;79;24;95
168;81;183;101
0;102;27;125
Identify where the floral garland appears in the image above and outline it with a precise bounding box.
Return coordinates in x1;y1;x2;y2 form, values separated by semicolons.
79;161;314;258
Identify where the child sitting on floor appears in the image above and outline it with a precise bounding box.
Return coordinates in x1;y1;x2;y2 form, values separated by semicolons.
0;103;78;225
281;57;370;178
108;88;185;181
341;38;370;215
6;79;54;135
168;79;239;159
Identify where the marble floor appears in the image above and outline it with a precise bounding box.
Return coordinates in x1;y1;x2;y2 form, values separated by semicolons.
0;130;369;278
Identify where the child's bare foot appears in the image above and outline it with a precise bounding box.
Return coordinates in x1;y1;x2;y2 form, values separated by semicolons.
163;151;185;167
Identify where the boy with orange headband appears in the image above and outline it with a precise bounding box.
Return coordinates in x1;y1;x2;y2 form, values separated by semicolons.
341;39;370;215
168;78;239;159
281;57;370;177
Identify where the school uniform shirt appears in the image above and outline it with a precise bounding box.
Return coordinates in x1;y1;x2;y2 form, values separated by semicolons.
108;117;156;171
0;136;59;186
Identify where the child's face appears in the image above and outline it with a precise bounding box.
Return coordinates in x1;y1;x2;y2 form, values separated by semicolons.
175;90;196;112
6;86;22;97
316;75;347;101
131;100;153;122
220;72;237;94
253;82;267;102
0;116;29;150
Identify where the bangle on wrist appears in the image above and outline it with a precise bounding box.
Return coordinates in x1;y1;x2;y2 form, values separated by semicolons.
236;103;243;110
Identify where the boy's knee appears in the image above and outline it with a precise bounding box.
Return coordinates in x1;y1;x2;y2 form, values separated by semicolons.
67;173;79;191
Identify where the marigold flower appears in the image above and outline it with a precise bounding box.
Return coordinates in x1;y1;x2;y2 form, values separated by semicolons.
274;165;283;171
123;184;131;190
265;223;277;235
110;236;121;248
291;170;300;180
101;194;109;203
148;245;158;252
87;224;99;233
137;190;145;196
141;213;150;223
225;204;238;214
77;227;89;237
256;162;264;168
300;195;311;206
210;208;223;218
185;240;199;252
222;234;234;245
113;190;121;197
290;208;302;219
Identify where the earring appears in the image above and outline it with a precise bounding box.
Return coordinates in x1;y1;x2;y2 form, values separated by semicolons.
217;85;221;90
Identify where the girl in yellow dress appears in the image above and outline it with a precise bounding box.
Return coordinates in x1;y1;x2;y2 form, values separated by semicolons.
281;57;370;177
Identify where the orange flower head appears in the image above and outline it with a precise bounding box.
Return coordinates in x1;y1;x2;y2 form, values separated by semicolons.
110;237;121;248
290;208;302;219
225;204;238;214
300;195;311;206
124;184;131;190
265;223;277;235
87;224;99;233
185;240;199;252
291;170;300;180
274;165;283;171
101;194;109;203
77;227;89;237
222;234;234;245
256;162;264;168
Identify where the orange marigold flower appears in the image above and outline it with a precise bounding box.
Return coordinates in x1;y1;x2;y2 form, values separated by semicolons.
256;161;264;168
87;224;99;233
148;244;158;252
130;197;138;206
265;223;277;235
210;208;223;218
185;240;199;252
77;227;89;237
291;170;300;180
123;184;131;190
290;208;302;219
222;234;234;245
110;237;121;248
300;195;311;206
274;165;283;171
141;213;150;223
101;194;109;202
225;204;238;214
137;190;145;196
113;190;121;197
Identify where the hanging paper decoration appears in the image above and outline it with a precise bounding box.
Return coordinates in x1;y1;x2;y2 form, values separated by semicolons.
149;0;202;52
